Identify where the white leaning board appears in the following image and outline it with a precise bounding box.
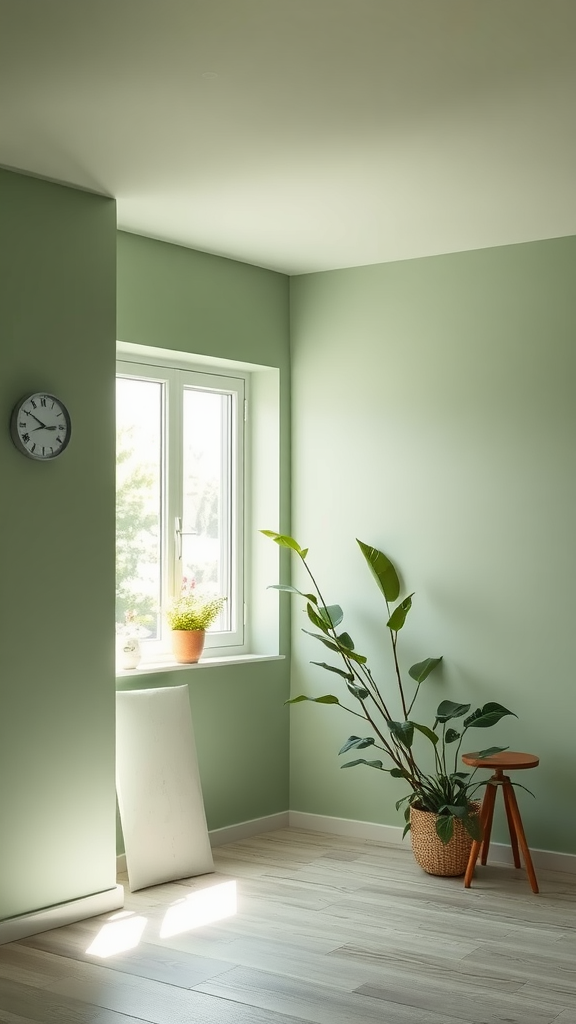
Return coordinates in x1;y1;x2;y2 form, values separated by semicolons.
116;685;214;891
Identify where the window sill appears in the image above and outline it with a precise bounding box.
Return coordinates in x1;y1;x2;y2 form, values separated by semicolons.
116;652;285;680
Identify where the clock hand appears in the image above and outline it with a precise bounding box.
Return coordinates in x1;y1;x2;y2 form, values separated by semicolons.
28;412;47;428
32;424;57;431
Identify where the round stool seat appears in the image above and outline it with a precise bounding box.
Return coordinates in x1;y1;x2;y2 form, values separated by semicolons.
462;751;539;771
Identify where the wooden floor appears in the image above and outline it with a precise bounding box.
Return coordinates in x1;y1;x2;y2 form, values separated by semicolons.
0;828;575;1024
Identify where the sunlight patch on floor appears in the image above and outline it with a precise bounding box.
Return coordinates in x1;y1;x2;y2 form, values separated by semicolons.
160;879;237;938
86;911;147;957
85;880;238;955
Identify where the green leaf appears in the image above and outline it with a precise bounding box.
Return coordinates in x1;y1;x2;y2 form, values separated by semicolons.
285;694;340;705
435;814;454;844
337;631;355;650
462;812;483;841
303;630;367;664
391;769;410;780
306;603;331;633
260;530;304;554
412;722;439;745
442;804;467;819
511;782;535;798
302;631;342;653
386;594;414;632
463;703;517;729
268;584;318;603
341;758;384;770
445;728;461;744
450;777;468;792
465;745;509;759
388;720;414;748
408;657;443;683
395;794;411;809
356;540;400;602
318;604;344;628
435;700;471;723
311;661;354;682
346;680;370;700
300;548;309;560
402;821;411;839
338;735;376;754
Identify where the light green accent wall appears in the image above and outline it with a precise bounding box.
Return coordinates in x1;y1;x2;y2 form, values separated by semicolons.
289;236;576;855
116;231;291;839
0;169;117;920
117;231;289;368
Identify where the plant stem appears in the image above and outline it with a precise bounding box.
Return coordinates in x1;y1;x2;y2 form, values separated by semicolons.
406;682;421;717
453;726;468;774
390;629;409;720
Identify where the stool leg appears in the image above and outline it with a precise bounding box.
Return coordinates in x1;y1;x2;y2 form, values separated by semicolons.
479;780;497;866
464;839;481;888
505;784;539;894
464;783;496;888
502;779;521;869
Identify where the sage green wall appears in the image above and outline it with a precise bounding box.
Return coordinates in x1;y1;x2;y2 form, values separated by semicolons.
289;236;576;855
116;231;291;835
0;169;117;920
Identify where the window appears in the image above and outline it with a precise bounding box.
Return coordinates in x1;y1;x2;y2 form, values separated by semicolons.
116;357;245;660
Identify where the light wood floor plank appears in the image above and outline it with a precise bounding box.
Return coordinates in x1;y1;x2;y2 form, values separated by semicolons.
355;978;564;1024
195;963;451;1024
0;828;573;1024
20;924;234;990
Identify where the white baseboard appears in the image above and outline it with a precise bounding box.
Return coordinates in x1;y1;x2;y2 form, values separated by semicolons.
288;811;576;875
0;884;124;945
115;810;575;878
115;813;290;874
289;811;403;846
209;811;290;847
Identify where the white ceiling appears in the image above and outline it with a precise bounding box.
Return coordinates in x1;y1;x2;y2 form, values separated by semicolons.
1;0;575;275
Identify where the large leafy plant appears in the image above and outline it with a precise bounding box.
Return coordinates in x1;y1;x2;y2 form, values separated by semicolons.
263;531;517;844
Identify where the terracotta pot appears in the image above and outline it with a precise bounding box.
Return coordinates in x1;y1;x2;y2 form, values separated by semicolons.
171;629;206;664
410;802;481;877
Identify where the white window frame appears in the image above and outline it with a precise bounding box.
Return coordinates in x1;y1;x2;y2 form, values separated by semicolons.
116;354;247;660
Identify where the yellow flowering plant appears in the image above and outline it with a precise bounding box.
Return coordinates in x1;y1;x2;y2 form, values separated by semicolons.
166;578;225;631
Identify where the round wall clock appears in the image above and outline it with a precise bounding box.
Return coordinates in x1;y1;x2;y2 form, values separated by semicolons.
10;392;72;460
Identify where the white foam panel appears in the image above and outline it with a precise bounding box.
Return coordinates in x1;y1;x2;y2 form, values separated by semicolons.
116;685;214;891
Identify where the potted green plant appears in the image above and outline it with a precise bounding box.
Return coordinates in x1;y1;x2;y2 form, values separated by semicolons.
263;531;517;875
166;578;225;664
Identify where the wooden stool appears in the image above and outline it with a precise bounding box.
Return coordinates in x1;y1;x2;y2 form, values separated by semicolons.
461;751;539;894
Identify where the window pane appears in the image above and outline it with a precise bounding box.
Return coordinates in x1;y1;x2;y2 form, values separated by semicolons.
181;388;232;632
116;377;163;639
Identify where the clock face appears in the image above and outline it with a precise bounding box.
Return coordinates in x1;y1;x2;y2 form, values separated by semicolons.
10;393;71;460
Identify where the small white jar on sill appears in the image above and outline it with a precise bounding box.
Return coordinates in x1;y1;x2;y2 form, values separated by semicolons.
118;635;141;671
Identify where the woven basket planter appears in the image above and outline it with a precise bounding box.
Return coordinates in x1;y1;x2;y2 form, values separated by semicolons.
410;802;481;877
